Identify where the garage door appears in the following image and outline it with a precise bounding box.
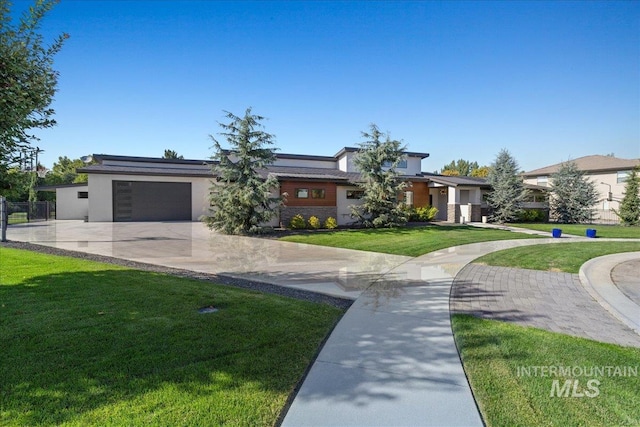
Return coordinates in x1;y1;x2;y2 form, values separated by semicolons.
113;181;192;221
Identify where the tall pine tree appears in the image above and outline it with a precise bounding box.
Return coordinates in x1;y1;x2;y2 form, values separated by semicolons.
203;109;283;235
350;124;408;228
613;166;640;226
549;161;598;223
486;149;528;223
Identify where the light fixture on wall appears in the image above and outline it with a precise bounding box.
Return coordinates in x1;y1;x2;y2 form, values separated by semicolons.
600;182;612;201
440;189;447;195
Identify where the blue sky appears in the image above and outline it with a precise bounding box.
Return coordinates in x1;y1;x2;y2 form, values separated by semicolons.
17;0;640;172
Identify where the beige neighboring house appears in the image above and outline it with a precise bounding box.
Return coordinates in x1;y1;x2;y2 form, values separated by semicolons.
522;155;640;223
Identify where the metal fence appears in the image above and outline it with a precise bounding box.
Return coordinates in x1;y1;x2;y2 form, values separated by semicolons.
590;209;620;225
6;201;56;224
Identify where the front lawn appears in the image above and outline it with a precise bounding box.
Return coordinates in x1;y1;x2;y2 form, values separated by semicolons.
510;223;640;238
452;314;640;427
279;224;538;257
473;241;640;273
0;248;343;426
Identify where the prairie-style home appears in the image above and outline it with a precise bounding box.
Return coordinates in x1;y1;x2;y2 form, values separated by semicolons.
52;147;490;225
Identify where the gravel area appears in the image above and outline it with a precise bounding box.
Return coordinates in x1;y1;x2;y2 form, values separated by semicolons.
1;240;353;310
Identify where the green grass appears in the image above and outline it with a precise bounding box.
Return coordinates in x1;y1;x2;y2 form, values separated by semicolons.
452;314;640;427
473;241;640;273
510;223;640;238
0;248;343;426
7;212;28;225
279;225;539;257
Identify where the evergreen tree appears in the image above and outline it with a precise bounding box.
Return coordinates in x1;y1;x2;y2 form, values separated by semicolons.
486;149;528;223
549;161;598;223
162;149;183;159
441;159;480;176
613;166;640;226
350;124;408;228
1;0;67;166
203;109;283;235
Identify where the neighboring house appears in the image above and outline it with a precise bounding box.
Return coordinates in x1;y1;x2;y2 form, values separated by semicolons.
68;147;489;225
522;155;640;223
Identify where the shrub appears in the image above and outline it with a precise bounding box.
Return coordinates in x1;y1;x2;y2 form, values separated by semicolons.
289;214;306;229
324;217;338;229
415;205;438;221
517;209;546;223
308;216;321;229
404;205;438;222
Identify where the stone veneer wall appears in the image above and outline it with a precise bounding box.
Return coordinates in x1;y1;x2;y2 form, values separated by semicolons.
447;204;459;223
447;204;482;223
470;204;482;222
280;206;337;227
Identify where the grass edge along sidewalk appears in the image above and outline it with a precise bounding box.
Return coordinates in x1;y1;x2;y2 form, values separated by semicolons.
0;247;344;426
509;223;640;239
473;241;640;273
279;224;540;257
452;315;640;427
458;240;640;426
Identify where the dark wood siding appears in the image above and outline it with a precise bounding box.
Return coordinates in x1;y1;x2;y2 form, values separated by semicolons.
411;181;431;207
280;181;337;207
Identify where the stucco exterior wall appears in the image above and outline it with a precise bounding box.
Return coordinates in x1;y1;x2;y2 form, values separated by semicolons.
273;158;336;169
336;186;363;225
56;186;89;220
87;174;211;222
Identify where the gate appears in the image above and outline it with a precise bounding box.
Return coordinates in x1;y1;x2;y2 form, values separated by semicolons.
6;201;56;224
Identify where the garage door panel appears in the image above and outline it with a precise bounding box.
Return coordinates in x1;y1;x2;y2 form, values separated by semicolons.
113;181;191;221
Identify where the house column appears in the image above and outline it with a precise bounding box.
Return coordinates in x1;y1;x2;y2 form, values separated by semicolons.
447;186;459;223
469;188;482;222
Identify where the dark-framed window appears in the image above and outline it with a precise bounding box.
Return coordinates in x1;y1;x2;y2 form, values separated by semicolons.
77;191;89;199
382;159;408;169
311;189;325;199
295;188;309;198
346;190;364;199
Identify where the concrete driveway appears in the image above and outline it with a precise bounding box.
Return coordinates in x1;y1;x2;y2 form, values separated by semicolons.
6;220;411;299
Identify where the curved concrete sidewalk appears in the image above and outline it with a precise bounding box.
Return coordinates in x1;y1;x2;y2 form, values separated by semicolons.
579;252;640;335
281;237;588;426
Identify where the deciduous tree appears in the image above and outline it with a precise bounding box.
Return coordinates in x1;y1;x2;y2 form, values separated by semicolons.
486;149;528;223
1;0;67;166
350;124;407;228
549;161;598;223
203;109;283;234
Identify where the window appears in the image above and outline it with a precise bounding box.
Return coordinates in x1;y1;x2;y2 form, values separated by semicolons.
383;159;408;169
77;191;88;199
311;189;325;199
537;176;548;186
404;191;414;207
617;171;630;184
346;190;364;199
296;188;325;199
